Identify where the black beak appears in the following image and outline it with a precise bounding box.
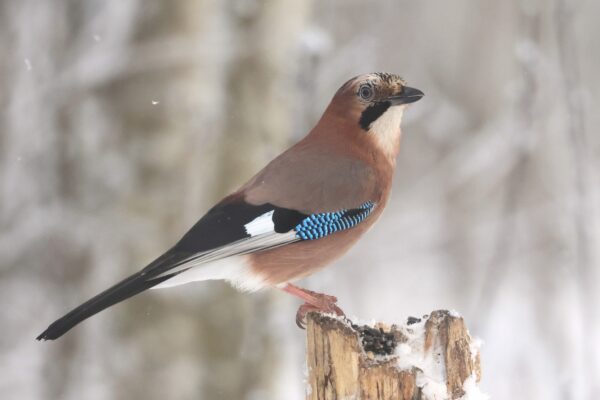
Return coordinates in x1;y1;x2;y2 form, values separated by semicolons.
388;86;424;105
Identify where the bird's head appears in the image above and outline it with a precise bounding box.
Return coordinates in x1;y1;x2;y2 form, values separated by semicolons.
319;72;424;162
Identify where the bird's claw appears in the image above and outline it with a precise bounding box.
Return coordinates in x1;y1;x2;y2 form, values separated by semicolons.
295;294;346;329
281;283;346;329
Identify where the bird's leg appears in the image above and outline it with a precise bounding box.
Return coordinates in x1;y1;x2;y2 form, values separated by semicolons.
281;283;345;329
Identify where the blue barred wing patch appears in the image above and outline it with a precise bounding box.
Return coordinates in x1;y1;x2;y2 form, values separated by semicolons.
294;201;376;240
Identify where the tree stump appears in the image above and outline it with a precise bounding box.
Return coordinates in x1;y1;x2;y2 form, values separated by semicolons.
305;310;485;400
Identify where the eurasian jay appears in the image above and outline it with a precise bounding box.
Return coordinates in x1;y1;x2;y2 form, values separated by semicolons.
37;72;423;340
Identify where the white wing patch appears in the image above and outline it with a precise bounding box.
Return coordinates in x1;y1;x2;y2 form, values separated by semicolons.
244;210;275;236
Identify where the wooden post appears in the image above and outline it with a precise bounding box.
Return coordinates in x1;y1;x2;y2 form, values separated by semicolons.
306;310;483;400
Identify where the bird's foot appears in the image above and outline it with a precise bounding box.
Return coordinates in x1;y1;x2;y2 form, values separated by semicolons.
281;284;346;329
295;298;345;329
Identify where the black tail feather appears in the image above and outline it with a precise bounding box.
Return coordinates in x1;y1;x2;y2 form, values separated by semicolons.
36;272;172;341
37;252;186;341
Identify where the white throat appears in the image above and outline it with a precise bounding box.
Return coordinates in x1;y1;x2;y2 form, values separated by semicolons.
368;105;404;161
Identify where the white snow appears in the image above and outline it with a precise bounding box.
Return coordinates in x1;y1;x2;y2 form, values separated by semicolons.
392;318;488;400
305;382;312;397
396;319;449;399
460;375;490;400
469;337;483;365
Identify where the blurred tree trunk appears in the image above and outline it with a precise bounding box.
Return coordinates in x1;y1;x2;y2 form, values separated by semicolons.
211;1;313;398
104;1;313;399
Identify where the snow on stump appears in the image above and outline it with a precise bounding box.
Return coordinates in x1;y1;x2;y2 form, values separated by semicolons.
305;310;486;400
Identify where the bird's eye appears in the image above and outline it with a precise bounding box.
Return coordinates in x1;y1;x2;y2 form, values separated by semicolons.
358;84;374;101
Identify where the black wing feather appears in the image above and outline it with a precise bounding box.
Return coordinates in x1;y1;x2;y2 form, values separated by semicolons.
171;200;306;254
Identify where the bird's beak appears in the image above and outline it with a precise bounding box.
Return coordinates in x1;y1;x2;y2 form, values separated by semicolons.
388;86;424;105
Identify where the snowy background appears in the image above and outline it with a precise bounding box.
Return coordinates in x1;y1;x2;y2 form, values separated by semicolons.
1;0;598;399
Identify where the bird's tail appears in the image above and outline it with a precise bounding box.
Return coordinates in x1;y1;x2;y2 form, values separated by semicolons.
36;252;185;341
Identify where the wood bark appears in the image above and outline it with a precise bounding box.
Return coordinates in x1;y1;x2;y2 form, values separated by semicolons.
306;310;481;400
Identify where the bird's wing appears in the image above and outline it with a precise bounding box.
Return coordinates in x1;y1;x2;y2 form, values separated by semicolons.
144;198;308;278
147;196;377;278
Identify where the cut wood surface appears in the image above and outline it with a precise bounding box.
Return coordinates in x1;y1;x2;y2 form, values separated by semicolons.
305;310;484;400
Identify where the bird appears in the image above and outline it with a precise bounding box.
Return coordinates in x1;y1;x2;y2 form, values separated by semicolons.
37;72;423;341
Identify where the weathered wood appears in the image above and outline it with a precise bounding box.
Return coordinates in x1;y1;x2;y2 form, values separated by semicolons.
306;310;482;400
